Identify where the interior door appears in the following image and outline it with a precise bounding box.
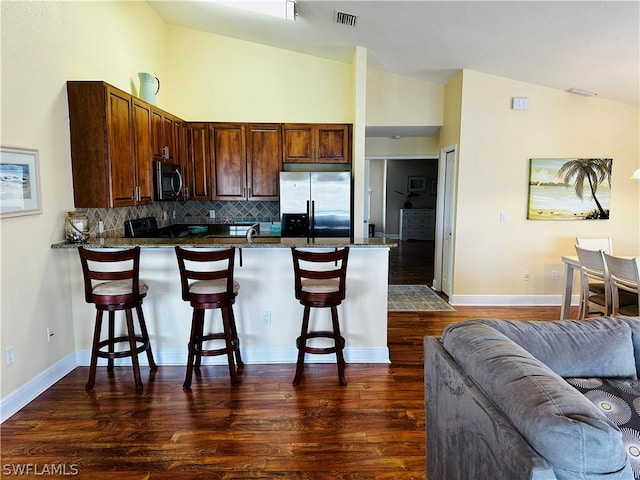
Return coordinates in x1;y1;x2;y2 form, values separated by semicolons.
440;147;457;296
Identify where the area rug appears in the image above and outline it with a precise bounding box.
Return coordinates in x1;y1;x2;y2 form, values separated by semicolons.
388;285;455;312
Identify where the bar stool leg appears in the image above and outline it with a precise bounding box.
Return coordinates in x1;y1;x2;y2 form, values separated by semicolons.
331;306;347;386
229;309;244;369
136;305;158;371
125;309;143;391
86;310;104;391
107;311;115;372
183;309;201;390
293;306;312;386
222;306;239;386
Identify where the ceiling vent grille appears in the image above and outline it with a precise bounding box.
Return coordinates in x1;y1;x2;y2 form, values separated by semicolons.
335;10;357;27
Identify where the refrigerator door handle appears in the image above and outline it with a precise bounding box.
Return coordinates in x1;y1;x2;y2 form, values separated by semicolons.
310;200;315;240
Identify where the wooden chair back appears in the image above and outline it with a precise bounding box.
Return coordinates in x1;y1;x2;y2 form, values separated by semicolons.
291;247;349;307
603;253;640;316
78;246;142;307
175;247;237;306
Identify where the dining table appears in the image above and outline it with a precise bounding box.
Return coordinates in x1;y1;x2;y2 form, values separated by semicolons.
560;254;639;320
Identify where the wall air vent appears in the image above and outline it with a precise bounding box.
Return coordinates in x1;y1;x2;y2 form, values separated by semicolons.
335;10;357;27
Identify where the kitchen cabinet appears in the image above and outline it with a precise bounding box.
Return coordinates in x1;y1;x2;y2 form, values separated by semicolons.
283;123;351;164
210;123;282;201
186;123;210;200
246;124;282;200
67;81;152;207
151;107;182;163
131;99;154;204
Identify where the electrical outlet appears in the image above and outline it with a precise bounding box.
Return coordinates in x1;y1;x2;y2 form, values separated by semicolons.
5;346;14;366
47;328;54;342
523;271;530;281
262;311;272;326
551;270;558;280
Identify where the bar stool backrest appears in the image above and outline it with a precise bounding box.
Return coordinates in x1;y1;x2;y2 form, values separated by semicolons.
291;247;349;306
78;246;142;307
175;247;237;305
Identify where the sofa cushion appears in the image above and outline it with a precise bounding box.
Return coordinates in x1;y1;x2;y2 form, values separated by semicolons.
442;322;629;477
567;378;640;479
619;317;640;378
471;317;637;379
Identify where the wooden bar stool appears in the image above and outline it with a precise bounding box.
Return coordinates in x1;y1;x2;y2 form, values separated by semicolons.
175;246;244;389
78;246;157;391
291;247;349;386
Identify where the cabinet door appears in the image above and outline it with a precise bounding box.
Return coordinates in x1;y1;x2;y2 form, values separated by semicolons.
283;124;314;163
210;123;246;200
163;113;177;162
316;124;350;163
132;99;153;204
188;123;210;200
106;87;136;207
246;124;282;200
150;107;164;159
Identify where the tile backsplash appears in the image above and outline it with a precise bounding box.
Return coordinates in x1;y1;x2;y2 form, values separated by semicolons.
82;200;280;237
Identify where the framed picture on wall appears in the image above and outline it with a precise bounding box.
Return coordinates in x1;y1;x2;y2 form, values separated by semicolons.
527;158;612;220
407;176;426;192
0;146;42;218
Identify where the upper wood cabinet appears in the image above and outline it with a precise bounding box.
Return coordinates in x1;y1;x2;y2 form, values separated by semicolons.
67;81;152;208
186;123;210;201
246;124;282;200
209;123;282;201
151;107;182;163
283;123;351;164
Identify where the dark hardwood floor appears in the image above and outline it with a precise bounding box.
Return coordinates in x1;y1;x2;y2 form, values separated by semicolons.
0;243;575;479
388;240;434;286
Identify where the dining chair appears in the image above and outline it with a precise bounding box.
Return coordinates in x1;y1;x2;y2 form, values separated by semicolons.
603;253;640;317
574;246;610;319
576;237;613;254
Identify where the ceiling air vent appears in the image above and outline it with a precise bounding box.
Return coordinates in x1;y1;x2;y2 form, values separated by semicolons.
335;10;357;27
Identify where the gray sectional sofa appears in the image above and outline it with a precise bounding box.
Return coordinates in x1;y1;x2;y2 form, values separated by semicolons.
424;316;640;480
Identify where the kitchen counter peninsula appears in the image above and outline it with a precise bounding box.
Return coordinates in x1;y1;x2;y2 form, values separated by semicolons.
52;236;394;368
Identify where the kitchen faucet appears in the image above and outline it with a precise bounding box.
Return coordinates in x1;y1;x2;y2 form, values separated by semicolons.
245;223;260;242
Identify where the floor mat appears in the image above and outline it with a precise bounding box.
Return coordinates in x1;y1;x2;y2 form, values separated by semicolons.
388;284;455;312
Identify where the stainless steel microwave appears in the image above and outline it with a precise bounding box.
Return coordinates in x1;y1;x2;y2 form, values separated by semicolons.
153;161;183;201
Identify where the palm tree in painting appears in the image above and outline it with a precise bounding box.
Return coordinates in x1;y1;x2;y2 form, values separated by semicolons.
557;158;612;219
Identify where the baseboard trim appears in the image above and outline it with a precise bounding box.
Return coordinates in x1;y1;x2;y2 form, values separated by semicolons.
1;352;77;423
450;294;580;306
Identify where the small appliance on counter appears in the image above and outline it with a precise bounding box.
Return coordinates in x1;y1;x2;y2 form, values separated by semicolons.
153;161;182;201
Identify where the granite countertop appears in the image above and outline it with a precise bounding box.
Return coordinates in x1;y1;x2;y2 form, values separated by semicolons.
51;236;397;249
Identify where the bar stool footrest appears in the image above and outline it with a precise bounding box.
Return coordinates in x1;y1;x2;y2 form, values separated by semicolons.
296;331;346;355
96;335;151;359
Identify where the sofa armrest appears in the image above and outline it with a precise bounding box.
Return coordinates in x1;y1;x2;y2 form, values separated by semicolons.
425;336;557;480
442;323;631;479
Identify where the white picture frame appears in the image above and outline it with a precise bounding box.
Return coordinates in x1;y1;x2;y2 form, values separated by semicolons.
1;146;42;218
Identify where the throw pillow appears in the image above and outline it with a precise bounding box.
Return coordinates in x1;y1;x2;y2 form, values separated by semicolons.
567;377;640;478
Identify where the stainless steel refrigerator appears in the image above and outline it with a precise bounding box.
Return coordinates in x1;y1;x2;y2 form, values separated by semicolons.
279;171;351;238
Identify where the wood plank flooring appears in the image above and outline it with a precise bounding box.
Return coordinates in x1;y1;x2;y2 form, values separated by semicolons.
1;243;576;479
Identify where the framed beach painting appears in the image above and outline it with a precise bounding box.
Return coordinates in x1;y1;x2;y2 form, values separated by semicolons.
527;158;612;220
0;146;42;218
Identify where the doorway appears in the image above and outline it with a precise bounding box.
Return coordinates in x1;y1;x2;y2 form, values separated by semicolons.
365;155;438;287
